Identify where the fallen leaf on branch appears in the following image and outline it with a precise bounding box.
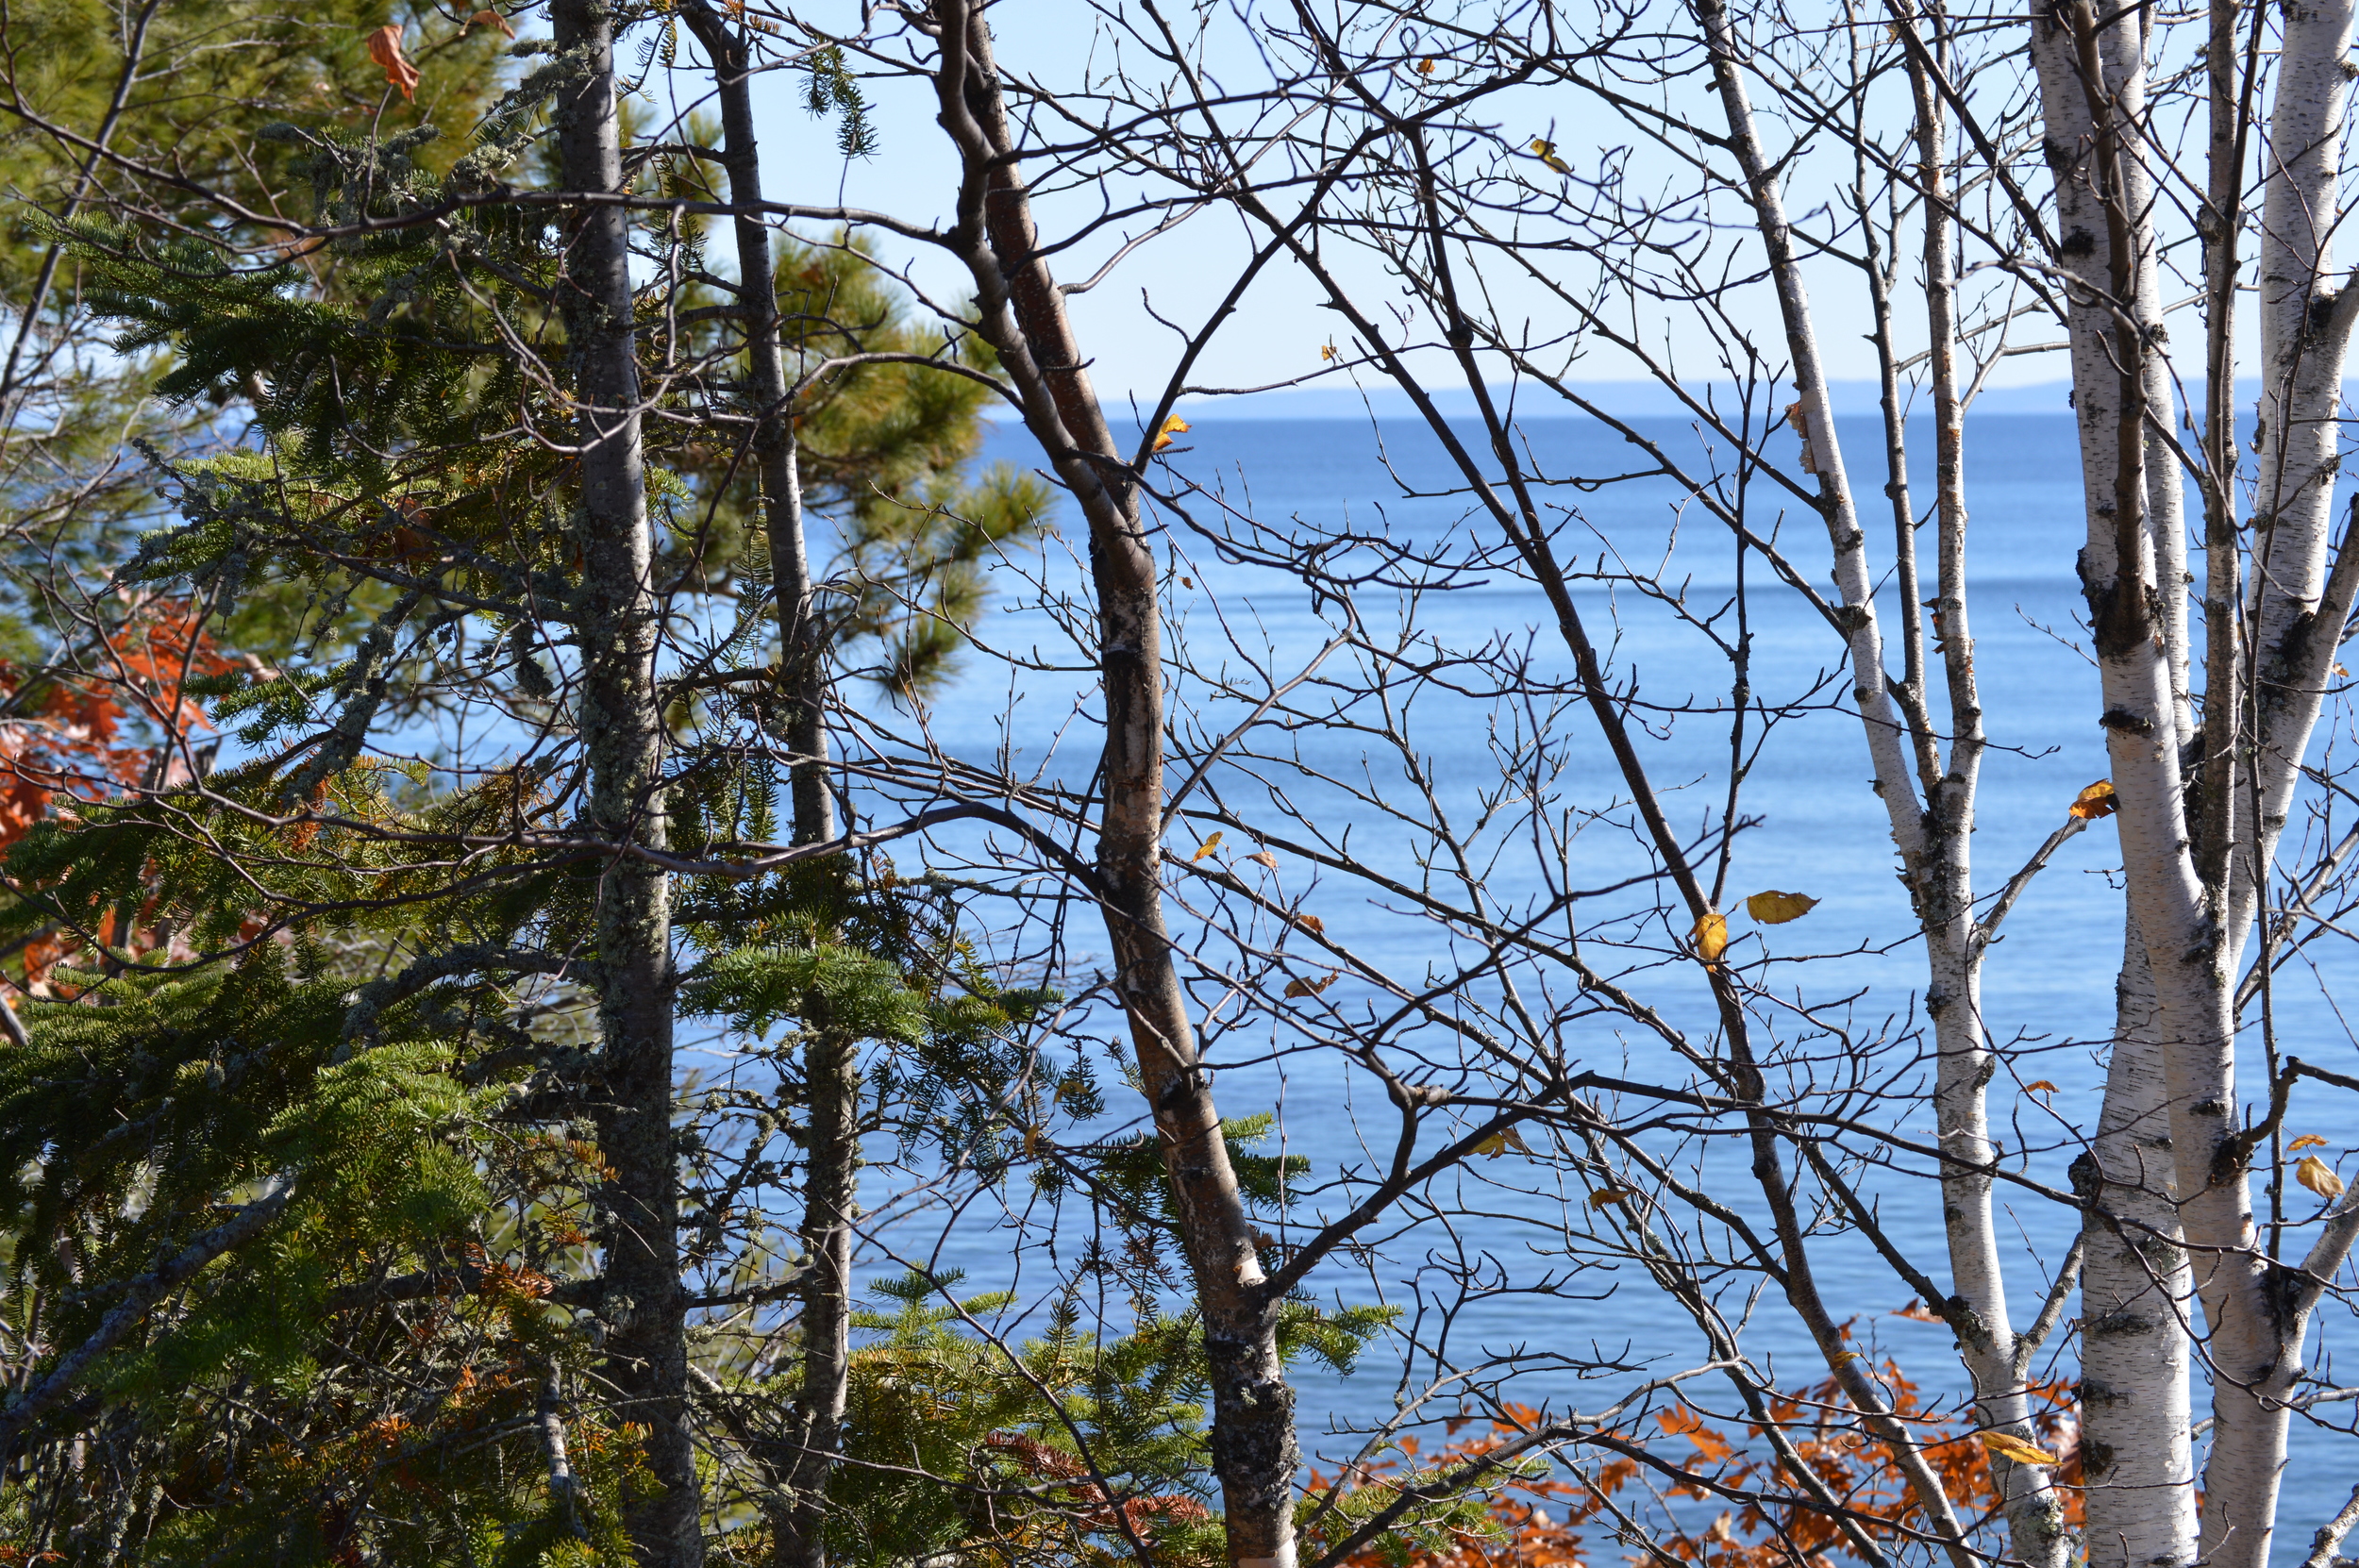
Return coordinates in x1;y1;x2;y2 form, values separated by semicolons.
2298;1154;2346;1199
465;8;516;37
1416;57;1438;74
1690;910;1729;964
364;25;421;100
1282;973;1338;999
1587;1186;1634;1208
1295;911;1324;937
2069;779;2117;819
1980;1431;2059;1467
1745;889;1817;924
1474;1126;1532;1159
1190;831;1224;861
2290;1134;2331;1151
2023;1080;2059;1095
1246;849;1278;870
1152;414;1191;453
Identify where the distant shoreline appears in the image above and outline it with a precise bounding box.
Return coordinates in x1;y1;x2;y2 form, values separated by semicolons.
999;376;2343;425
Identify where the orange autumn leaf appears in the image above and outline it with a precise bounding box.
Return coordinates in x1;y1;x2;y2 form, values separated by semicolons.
1294;911;1324;937
2289;1134;2331;1151
1893;1297;1947;1323
1152;414;1191;453
464;8;516;37
1657;1405;1734;1462
2297;1155;2347;1200
364;25;421;100
2069;778;2117;819
1980;1430;2059;1467
2024;1079;2059;1094
1282;972;1338;999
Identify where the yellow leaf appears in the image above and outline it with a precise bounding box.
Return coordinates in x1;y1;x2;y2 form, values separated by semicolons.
1529;138;1571;175
2289;1134;2331;1151
1247;850;1278;870
1979;1431;2060;1468
1690;911;1729;964
1191;830;1224;861
2335;663;2351;678
1319;343;1337;361
2298;1154;2347;1199
1295;912;1325;937
1474;1126;1532;1159
1152;414;1192;453
464;8;516;37
2069;779;2117;820
1745;890;1818;925
1416;57;1438;74
1587;1186;1634;1208
1282;972;1338;999
2023;1079;2059;1094
363;24;421;100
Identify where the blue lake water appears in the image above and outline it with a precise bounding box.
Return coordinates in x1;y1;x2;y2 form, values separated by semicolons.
884;412;2357;1550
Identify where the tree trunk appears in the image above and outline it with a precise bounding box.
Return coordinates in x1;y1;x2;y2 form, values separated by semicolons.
2030;3;2359;1563
2073;922;2199;1568
2194;1;2359;1557
678;12;850;1562
1701;1;2045;1554
550;3;699;1562
925;7;1298;1564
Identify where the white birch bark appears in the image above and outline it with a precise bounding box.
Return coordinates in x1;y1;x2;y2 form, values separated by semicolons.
1695;4;2048;1556
2072;920;2199;1568
2029;9;2203;1565
2035;3;2359;1563
2195;1;2359;1555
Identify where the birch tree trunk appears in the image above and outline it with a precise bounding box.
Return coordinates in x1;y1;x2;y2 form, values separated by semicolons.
2028;13;2210;1565
2033;2;2359;1562
2195;0;2359;1555
550;3;700;1562
1701;2;2053;1555
2071;922;2199;1568
927;7;1299;1562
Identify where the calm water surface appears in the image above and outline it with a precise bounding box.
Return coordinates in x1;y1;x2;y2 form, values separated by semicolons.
894;413;2356;1550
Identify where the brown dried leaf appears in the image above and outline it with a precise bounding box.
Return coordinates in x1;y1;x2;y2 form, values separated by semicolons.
363;25;421;100
2298;1154;2346;1200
